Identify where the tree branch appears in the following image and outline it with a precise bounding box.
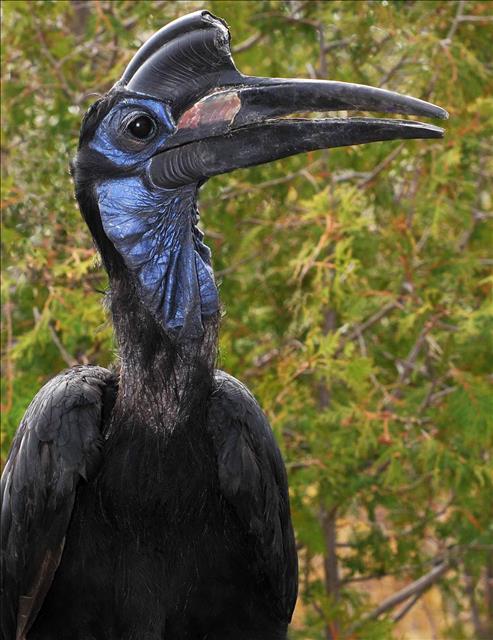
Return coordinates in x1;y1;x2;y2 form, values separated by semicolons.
348;560;451;632
394;316;442;388
443;0;466;45
33;307;78;368
378;52;410;88
358;143;405;189
201;159;324;205
392;591;422;623
320;505;340;640
232;32;266;54
33;20;73;99
323;36;355;53
458;15;493;23
335;300;402;357
458;153;488;250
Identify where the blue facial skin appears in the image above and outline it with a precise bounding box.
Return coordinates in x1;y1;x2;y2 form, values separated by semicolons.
91;97;219;339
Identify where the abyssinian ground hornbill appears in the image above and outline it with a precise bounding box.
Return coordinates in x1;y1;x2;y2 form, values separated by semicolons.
1;11;447;640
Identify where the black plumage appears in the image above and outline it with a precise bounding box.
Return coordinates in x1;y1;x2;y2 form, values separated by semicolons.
2;301;296;639
1;10;447;640
1;367;118;639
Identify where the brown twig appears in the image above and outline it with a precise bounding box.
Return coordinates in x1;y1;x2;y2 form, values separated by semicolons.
33;307;78;368
34;21;73;99
286;458;324;471
458;154;488;250
457;15;493;23
320;505;340;640
201;159;325;205
323;36;355;53
464;567;484;638
399;496;454;538
443;0;467;44
392;591;422;623
214;251;263;278
428;385;457;404
358;143;405;189
335;300;402;357
395;319;437;387
232;32;266;54
418;378;440;413
378;52;411;88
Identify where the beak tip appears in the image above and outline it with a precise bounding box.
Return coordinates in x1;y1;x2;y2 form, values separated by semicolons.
427;124;446;138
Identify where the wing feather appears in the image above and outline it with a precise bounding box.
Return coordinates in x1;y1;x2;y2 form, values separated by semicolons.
208;370;298;622
0;365;117;640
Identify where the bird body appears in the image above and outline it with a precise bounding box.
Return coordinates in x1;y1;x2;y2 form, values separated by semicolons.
1;11;446;640
23;368;294;640
3;279;296;640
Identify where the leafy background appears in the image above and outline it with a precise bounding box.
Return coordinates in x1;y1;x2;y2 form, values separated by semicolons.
1;1;492;638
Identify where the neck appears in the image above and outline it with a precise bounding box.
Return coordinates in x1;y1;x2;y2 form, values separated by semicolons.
109;272;219;430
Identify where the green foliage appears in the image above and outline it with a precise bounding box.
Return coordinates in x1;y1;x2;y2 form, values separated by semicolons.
2;1;492;638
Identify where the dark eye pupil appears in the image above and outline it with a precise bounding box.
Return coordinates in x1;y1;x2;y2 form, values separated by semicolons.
128;115;154;139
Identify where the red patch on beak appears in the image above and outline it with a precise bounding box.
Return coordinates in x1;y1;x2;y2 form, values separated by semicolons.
177;92;241;130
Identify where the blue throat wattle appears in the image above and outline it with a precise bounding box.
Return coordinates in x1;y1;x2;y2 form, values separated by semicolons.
96;176;219;339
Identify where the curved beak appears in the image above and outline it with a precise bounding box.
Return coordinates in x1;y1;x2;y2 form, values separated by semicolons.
117;10;446;190
149;77;447;189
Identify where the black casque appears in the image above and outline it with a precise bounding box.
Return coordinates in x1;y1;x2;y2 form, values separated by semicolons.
1;11;446;640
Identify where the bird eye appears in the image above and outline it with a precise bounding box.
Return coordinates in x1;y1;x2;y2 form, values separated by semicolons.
126;114;156;140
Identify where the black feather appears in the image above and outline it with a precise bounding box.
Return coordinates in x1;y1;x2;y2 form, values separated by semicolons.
1;366;117;640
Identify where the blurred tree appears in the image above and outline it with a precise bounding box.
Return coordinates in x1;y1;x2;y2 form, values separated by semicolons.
1;1;492;638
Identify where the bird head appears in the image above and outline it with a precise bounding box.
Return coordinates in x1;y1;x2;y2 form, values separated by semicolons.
73;11;447;340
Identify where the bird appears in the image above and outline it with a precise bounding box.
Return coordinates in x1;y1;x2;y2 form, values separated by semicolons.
1;11;447;640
